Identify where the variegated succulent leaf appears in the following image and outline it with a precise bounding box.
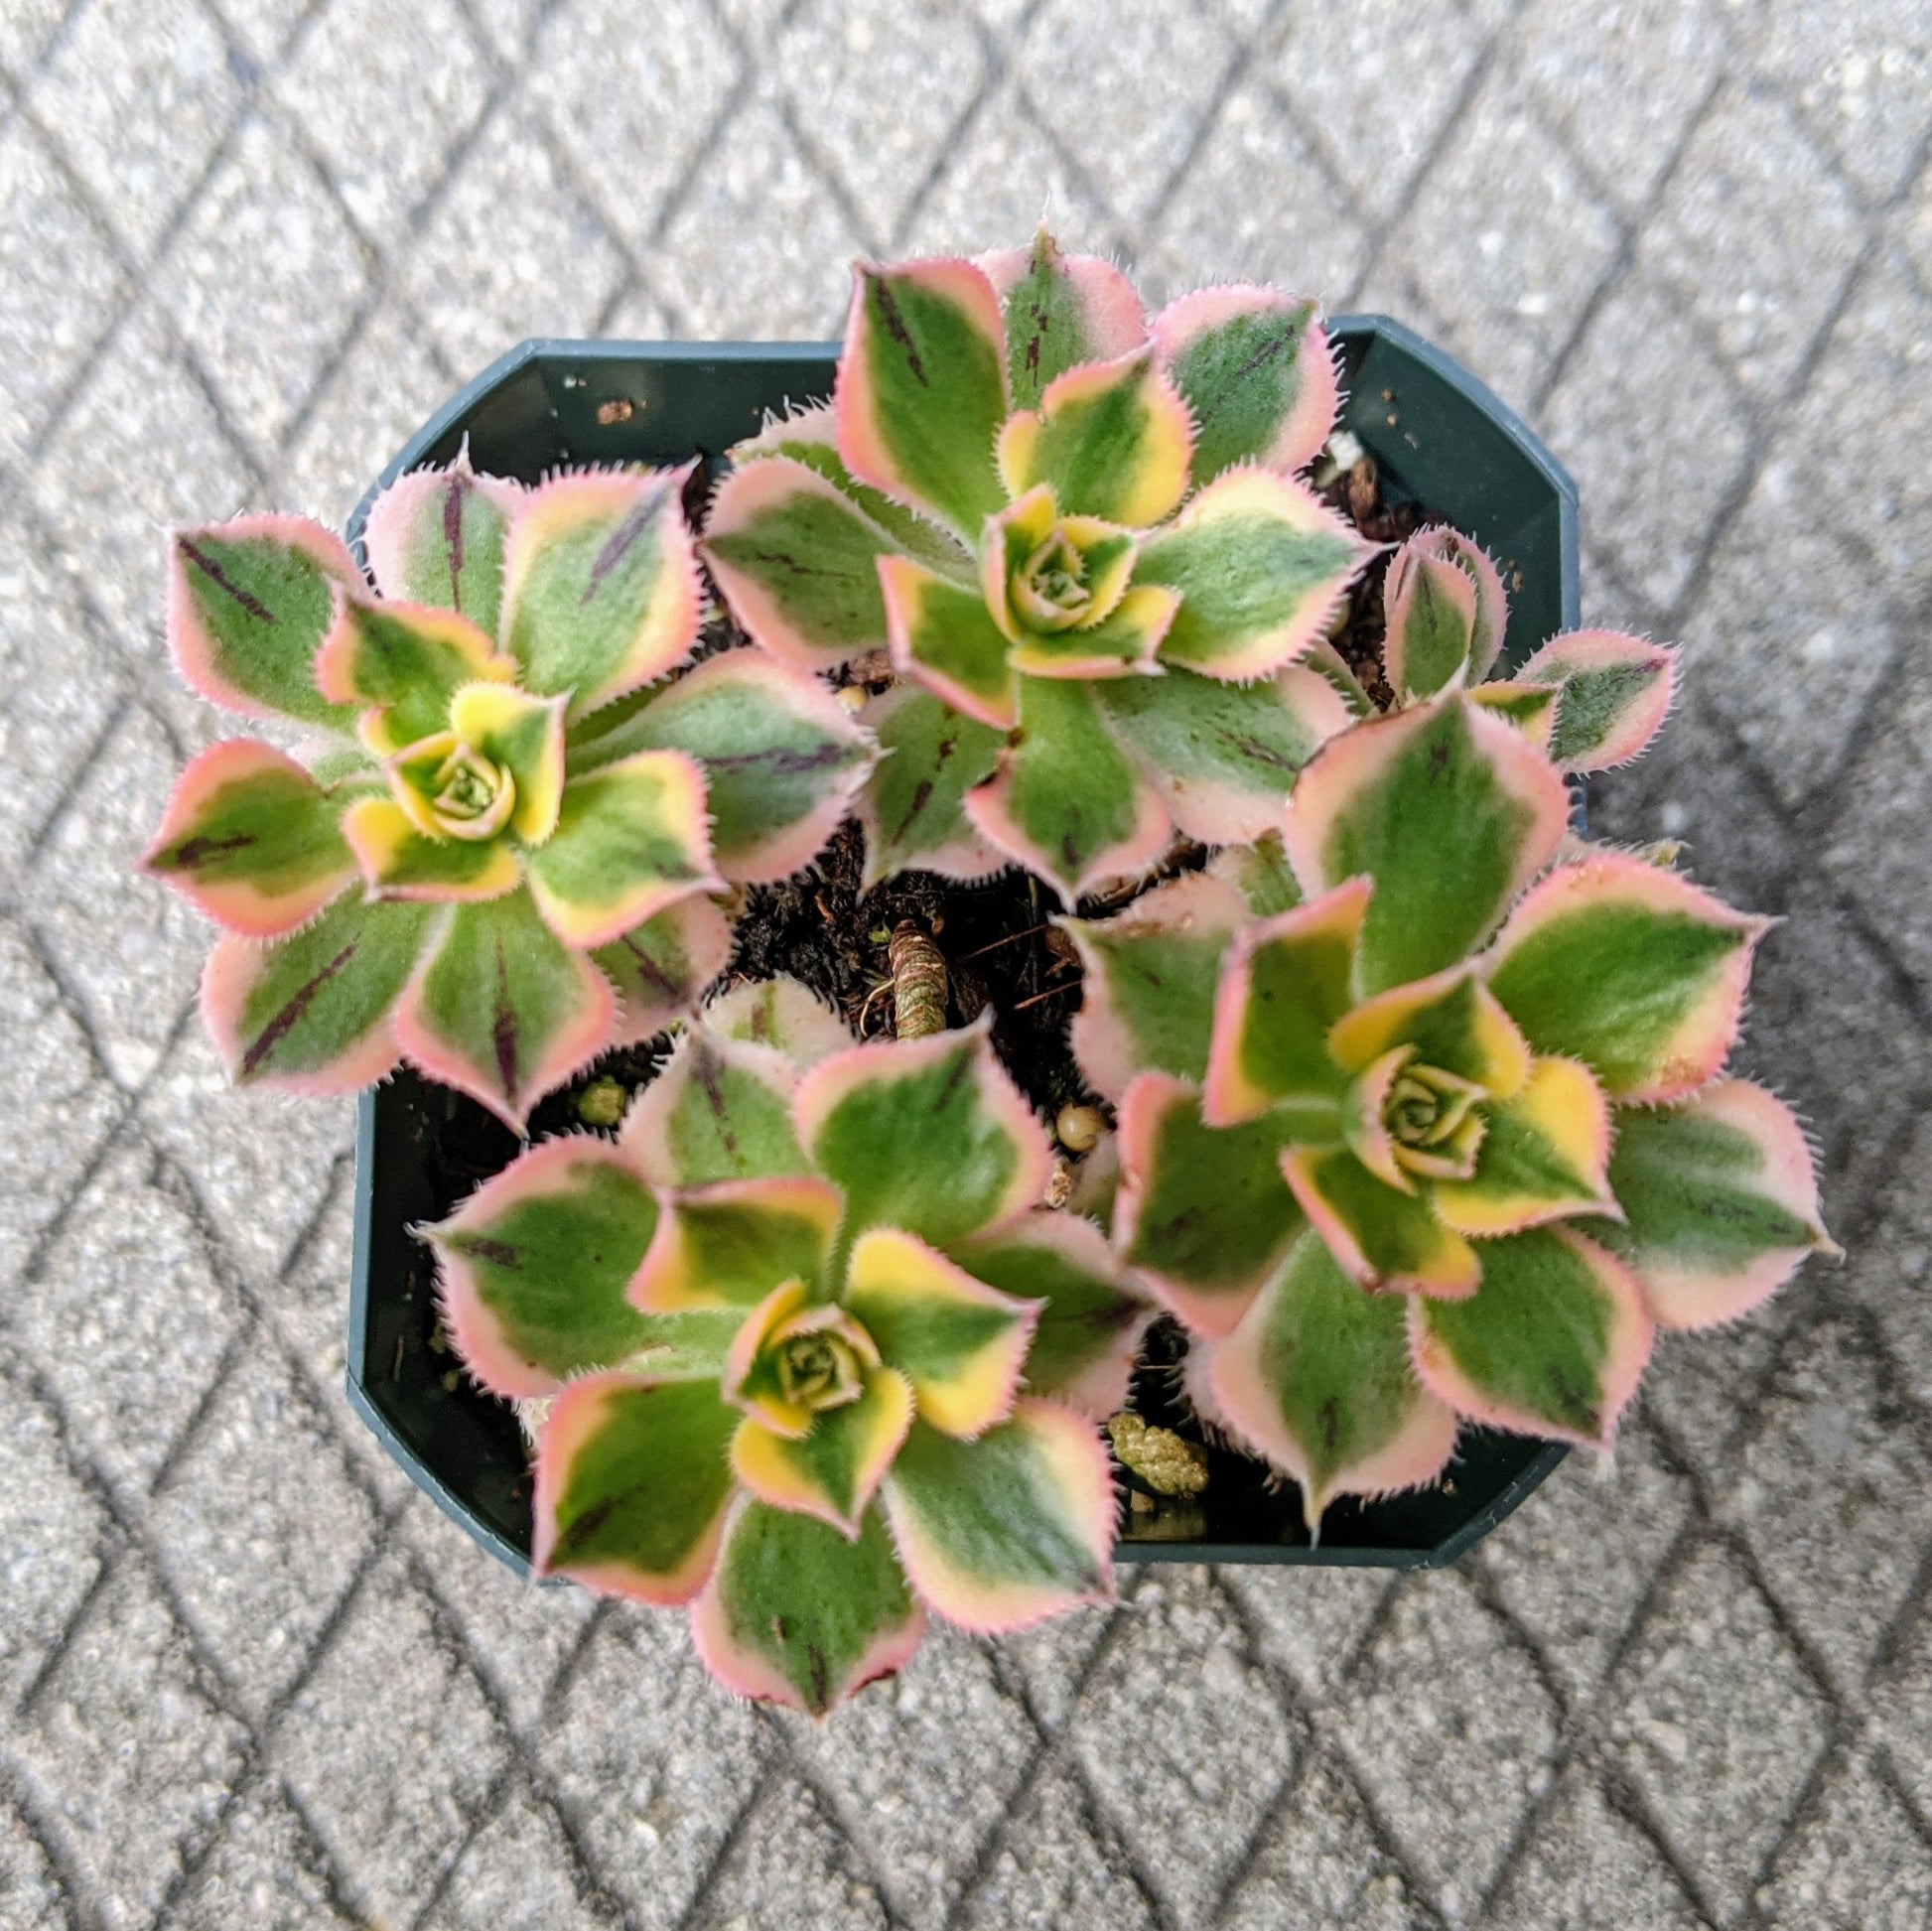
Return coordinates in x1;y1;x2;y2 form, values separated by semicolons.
1510;629;1679;772
702;238;1374;900
425;989;1139;1709
361;441;524;635
1065;688;1826;1526
1381;525;1509;700
1150;284;1341;485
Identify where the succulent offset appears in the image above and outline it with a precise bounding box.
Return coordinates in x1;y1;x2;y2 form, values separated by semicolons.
702;231;1377;901
142;452;875;1128
1063;547;1836;1528
425;977;1151;1714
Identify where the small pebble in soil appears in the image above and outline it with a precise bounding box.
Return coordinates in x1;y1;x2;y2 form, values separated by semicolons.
576;1076;627;1128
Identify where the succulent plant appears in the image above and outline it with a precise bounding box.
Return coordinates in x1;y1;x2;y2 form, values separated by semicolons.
702;230;1377;902
424;976;1151;1714
1062;619;1834;1529
142;452;876;1129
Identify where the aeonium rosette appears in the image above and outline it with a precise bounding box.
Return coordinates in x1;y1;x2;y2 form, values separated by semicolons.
424;978;1153;1715
1062;689;1837;1531
701;229;1378;902
140;453;876;1128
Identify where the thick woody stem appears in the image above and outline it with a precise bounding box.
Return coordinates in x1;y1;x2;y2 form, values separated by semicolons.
889;919;948;1039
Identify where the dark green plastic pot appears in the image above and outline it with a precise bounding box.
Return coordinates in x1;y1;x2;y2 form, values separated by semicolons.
345;321;1579;1578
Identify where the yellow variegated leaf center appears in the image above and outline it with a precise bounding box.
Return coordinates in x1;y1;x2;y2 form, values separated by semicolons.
1387;1066;1482;1157
988;486;1138;647
1014;529;1096;631
1346;1045;1489;1189
430;743;514;839
774;1320;871;1414
390;731;517;843
728;1285;885;1437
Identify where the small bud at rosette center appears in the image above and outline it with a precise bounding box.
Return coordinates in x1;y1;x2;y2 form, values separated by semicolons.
1345;1045;1488;1189
427;742;515;840
388;729;518;843
1014;528;1098;631
774;1323;869;1414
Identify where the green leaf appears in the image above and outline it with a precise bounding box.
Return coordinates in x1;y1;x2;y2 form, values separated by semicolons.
702;976;853;1070
1135;469;1371;681
535;1372;738;1601
1468;680;1559;750
525;749;717;951
360;450;521;633
1325;967;1531;1095
997;350;1191;527
169;517;360;732
1485;852;1764;1102
882;1402;1113;1632
1116;1073;1308;1335
1285;694;1570;999
1301;638;1374;719
1008;584;1174;682
1208;830;1304;915
1282;1144;1480;1299
1383;534;1477;700
1153;286;1337;484
396;891;617;1129
983;230;1146;410
445;682;568;844
580;648;874;885
950;1213;1151;1420
692;1500;923;1715
730;405;975;577
1097;658;1352;846
965;674;1169;902
1412;1226;1651;1446
593;895;732;1047
839;259;1011;539
1587;1079;1833;1330
1060;873;1247;1099
501;469;702;721
732;1366;915;1538
1515;629;1679;773
1201;881;1365;1125
796;1023;1050;1251
634;1175;843;1311
340;796;522;902
1206;1229;1456;1531
843;1227;1036;1439
142;740;355;938
880;554;1017;728
1428;1055;1613;1238
854;683;1005;888
622;1029;810;1187
703;456;903;671
313;597;514;754
430;1138;702;1397
203;886;431;1093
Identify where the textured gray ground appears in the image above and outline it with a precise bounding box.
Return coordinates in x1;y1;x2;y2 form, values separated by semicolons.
1;0;1930;1924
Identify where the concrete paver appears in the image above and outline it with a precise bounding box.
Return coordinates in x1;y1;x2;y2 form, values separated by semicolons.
3;0;1930;1924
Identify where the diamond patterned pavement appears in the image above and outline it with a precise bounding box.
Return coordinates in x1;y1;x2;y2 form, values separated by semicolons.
2;0;1930;1923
